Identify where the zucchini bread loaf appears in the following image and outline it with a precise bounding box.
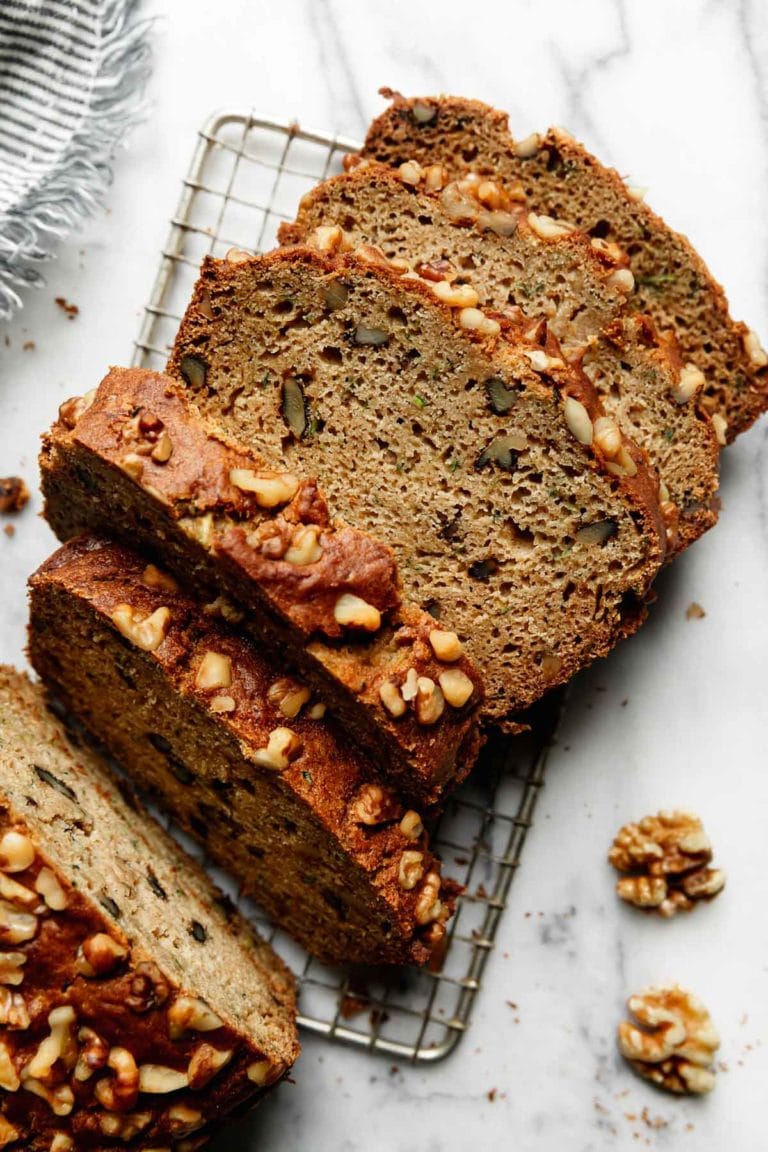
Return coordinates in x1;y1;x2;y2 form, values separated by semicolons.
279;161;719;552
361;92;768;442
0;665;298;1152
167;246;666;726
41;367;483;807
28;537;457;968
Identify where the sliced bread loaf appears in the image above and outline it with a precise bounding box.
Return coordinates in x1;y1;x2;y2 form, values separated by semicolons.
41;367;483;807
28;536;457;967
361;92;768;442
0;664;298;1151
167;247;666;726
279;162;719;552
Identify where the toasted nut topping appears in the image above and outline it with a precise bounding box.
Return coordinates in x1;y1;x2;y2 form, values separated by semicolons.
247;1058;281;1086
743;327;768;368
432;280;479;309
609;810;725;918
398;159;423;185
0;900;38;945
476;179;502;209
195;651;232;692
415;676;445;725
138;1063;189;1094
141;564;179;593
607;268;635;293
50;1136;74;1152
267;677;311;720
525;349;565;373
187;1044;233;1090
0;989;30;1029
111;604;170;652
399;810;424;840
180;512;215;549
438;669;475;709
606;444;638;478
414;871;444;925
35;867;67;911
527;212;572;240
672;362;705;404
0;830;35;873
398;850;425;891
75;933;128;979
74;1027;109;1081
24;1006;77;1082
590;236;625;262
514;132;541;158
333;592;381;632
711;413;728;446
284;524;323;565
0;1041;19;1092
309;224;344;253
168;1103;205;1135
0;873;37;908
230;468;299;507
209;694;236;714
563;396;594;445
428;628;463;662
618;986;719;1094
150;430;173;463
592;415;622;459
308;701;327;719
477;208;519;237
168;996;224;1039
458;307;501;336
424;163;448;191
0;952;26;987
225;247;251;263
120;452;144;481
626;184;648;202
350;783;397;826
58;389;96;429
401;667;419;703
0;1116;19;1145
254;727;302;771
22;1077;75;1116
93;1045;140;1111
202;595;243;623
98;1111;152;1140
379;679;407;719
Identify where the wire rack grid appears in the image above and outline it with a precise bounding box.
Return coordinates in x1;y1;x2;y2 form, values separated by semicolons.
132;110;560;1063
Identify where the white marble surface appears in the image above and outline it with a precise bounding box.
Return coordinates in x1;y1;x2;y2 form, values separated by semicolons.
1;1;767;1148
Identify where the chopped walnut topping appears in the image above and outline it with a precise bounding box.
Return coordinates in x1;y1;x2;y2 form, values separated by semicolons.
400;667;419;702
309;224;345;253
607;267;635;294
424;163;448;191
671;361;705;405
111;604;171;652
180;512;215;549
267;678;311;720
284;524;324;566
246;1058;282;1086
609;810;725;917
94;1046;139;1111
525;349;565;373
438;669;475;708
167;1103;205;1135
398;159;423;186
168;996;224;1039
458;307;500;336
0;872;37;909
711;412;728;446
141;563;180;593
743;327;768;368
35;867;67;911
398;851;425;891
209;694;236;713
0;951;26;987
74;1027;109;1081
333;592;381;632
187;1044;233;1090
195;651;232;691
151;430;173;463
0;1116;19;1145
120;453;144;481
230;468;299;507
126;962;170;1013
23;1006;77;1082
428;628;463;662
21;1076;74;1116
58;388;97;429
202;594;243;623
138;1062;189;1093
0;988;30;1029
253;727;302;771
414;676;445;725
527;212;573;240
0;829;35;873
592;416;622;459
379;679;407;718
308;701;326;719
618;986;719;1094
432;280;480;309
399;810;424;840
0;1040;19;1091
0;900;38;945
75;932;128;978
514;132;541;158
350;783;398;826
414;871;444;925
50;1135;74;1152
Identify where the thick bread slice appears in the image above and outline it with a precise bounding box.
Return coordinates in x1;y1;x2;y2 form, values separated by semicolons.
41;367;483;808
167;247;666;726
28;537;457;968
279;162;719;552
361;93;768;442
0;665;298;1152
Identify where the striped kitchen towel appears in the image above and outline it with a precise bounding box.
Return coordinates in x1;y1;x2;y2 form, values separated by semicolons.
0;0;152;321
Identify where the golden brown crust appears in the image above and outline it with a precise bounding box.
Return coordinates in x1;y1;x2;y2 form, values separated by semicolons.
28;538;458;968
42;367;484;806
362;93;768;441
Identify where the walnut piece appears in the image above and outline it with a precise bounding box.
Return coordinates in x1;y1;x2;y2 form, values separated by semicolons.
609;810;725;917
618;986;720;1094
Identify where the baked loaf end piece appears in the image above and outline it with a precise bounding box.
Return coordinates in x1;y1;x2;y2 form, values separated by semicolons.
28;537;458;968
41;367;484;808
280;162;719;554
361;92;768;442
0;665;298;1152
167;246;666;725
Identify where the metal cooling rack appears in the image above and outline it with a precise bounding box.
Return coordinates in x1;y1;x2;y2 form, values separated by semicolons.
132;111;561;1062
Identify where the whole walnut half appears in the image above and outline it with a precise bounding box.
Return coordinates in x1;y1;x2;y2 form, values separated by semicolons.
608;810;725;917
618;986;720;1094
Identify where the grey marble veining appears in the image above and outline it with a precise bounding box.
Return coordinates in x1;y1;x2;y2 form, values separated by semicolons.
0;1;766;1148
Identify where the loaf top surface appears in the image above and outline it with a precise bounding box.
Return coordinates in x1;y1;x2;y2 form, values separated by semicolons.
360;91;768;443
167;245;666;721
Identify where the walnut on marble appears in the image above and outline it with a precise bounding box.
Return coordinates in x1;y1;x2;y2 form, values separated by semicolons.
618;986;720;1095
608;810;725;917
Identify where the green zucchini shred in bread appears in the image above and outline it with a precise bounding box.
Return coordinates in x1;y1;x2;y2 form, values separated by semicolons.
0;664;298;1151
